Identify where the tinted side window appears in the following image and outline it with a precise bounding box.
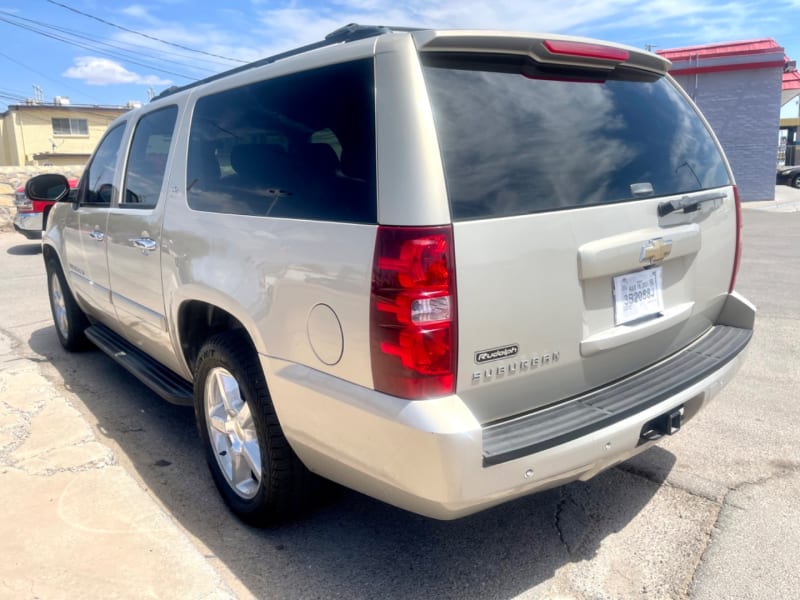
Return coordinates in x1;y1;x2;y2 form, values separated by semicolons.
80;123;126;206
187;59;376;223
421;56;732;220
122;106;178;209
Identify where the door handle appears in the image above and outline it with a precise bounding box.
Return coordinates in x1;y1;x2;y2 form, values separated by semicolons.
88;229;105;241
130;238;158;254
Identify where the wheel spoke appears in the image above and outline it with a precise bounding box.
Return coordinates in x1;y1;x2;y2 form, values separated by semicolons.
230;448;255;490
241;439;262;482
216;371;242;414
209;430;233;478
236;401;253;430
208;413;227;434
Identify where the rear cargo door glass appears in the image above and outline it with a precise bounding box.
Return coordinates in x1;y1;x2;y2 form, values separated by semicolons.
421;55;731;221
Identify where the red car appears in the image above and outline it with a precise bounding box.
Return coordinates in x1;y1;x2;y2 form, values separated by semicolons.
13;177;79;239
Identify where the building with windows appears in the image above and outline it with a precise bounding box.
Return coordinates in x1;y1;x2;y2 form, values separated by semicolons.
0;101;131;167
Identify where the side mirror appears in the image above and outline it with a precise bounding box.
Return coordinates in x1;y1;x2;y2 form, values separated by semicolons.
25;174;71;203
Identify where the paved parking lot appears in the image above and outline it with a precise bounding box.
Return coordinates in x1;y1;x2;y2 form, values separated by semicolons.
0;188;798;599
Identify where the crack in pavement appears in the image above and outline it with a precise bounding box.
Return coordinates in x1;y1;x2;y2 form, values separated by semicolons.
613;460;800;598
553;487;570;554
0;351;116;477
0;355;49;365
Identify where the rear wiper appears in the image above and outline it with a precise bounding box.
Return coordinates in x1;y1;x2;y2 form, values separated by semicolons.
658;191;727;217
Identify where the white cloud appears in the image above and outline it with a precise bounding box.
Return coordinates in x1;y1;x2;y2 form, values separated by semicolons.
575;0;791;50
83;0;799;87
63;57;172;86
252;0;644;39
120;4;155;20
248;0;790;51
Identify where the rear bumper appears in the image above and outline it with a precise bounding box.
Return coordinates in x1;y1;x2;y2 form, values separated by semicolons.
264;300;754;520
13;212;43;239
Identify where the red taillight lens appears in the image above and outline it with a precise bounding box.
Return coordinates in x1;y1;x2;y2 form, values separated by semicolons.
14;191;32;212
729;186;742;293
370;225;457;399
543;40;630;62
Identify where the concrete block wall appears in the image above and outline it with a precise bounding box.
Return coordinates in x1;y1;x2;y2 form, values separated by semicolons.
674;67;783;202
0;165;84;231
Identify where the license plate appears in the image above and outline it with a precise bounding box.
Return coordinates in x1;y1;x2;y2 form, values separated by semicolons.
613;267;664;325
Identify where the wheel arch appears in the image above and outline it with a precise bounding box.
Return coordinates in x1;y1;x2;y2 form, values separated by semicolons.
174;295;264;376
42;242;59;267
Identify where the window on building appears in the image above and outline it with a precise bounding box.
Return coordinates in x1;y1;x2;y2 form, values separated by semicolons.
52;118;89;136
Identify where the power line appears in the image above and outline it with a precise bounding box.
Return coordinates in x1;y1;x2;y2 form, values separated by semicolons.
0;88;28;101
46;0;247;64
0;9;234;70
0;14;196;80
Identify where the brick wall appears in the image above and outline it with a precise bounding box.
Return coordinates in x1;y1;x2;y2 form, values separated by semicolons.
674;67;782;202
0;165;84;231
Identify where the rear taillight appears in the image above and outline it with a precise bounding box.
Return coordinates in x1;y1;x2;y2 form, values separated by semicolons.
729;186;742;293
14;191;32;212
370;225;457;399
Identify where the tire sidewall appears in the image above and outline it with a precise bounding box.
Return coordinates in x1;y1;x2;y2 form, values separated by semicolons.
46;259;87;351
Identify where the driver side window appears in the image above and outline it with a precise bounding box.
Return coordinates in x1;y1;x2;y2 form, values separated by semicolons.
80;123;126;206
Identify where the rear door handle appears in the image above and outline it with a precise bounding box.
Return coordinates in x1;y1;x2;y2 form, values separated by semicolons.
88;229;105;241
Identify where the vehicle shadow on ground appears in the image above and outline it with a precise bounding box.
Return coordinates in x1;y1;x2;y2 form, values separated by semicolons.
29;324;676;600
6;242;42;256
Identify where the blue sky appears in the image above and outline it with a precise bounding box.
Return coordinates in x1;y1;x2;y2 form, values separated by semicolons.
1;0;798;116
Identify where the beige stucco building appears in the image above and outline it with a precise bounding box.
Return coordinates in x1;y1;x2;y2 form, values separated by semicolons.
0;101;131;167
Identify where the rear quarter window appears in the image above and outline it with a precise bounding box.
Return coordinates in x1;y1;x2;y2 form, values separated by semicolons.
421;55;731;221
186;59;376;223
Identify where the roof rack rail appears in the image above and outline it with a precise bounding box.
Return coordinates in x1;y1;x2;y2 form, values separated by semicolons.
153;23;417;101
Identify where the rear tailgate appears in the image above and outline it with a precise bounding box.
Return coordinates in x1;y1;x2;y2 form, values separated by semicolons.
416;33;738;424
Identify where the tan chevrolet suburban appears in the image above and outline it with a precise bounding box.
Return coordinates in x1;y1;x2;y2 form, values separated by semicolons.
27;24;755;526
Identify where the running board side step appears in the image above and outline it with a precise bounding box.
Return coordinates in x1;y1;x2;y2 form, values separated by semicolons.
85;323;194;406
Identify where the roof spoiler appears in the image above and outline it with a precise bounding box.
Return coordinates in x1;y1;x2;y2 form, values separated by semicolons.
412;31;671;76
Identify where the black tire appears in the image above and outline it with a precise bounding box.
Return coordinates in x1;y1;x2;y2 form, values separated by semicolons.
45;258;89;351
792;174;800;189
193;330;316;526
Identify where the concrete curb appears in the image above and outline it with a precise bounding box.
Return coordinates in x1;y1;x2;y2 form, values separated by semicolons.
742;185;800;212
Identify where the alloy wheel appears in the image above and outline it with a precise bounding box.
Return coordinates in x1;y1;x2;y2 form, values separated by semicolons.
204;367;262;499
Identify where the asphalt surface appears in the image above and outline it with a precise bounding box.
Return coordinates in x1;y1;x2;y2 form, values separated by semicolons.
0;188;798;599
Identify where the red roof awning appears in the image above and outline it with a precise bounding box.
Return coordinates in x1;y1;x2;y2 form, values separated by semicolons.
784;69;800;91
658;39;783;61
658;39;786;76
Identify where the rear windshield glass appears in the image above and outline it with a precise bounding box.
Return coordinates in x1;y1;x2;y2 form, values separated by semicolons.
421;55;731;221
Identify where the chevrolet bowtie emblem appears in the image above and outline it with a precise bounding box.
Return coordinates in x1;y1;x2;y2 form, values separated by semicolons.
640;238;673;264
